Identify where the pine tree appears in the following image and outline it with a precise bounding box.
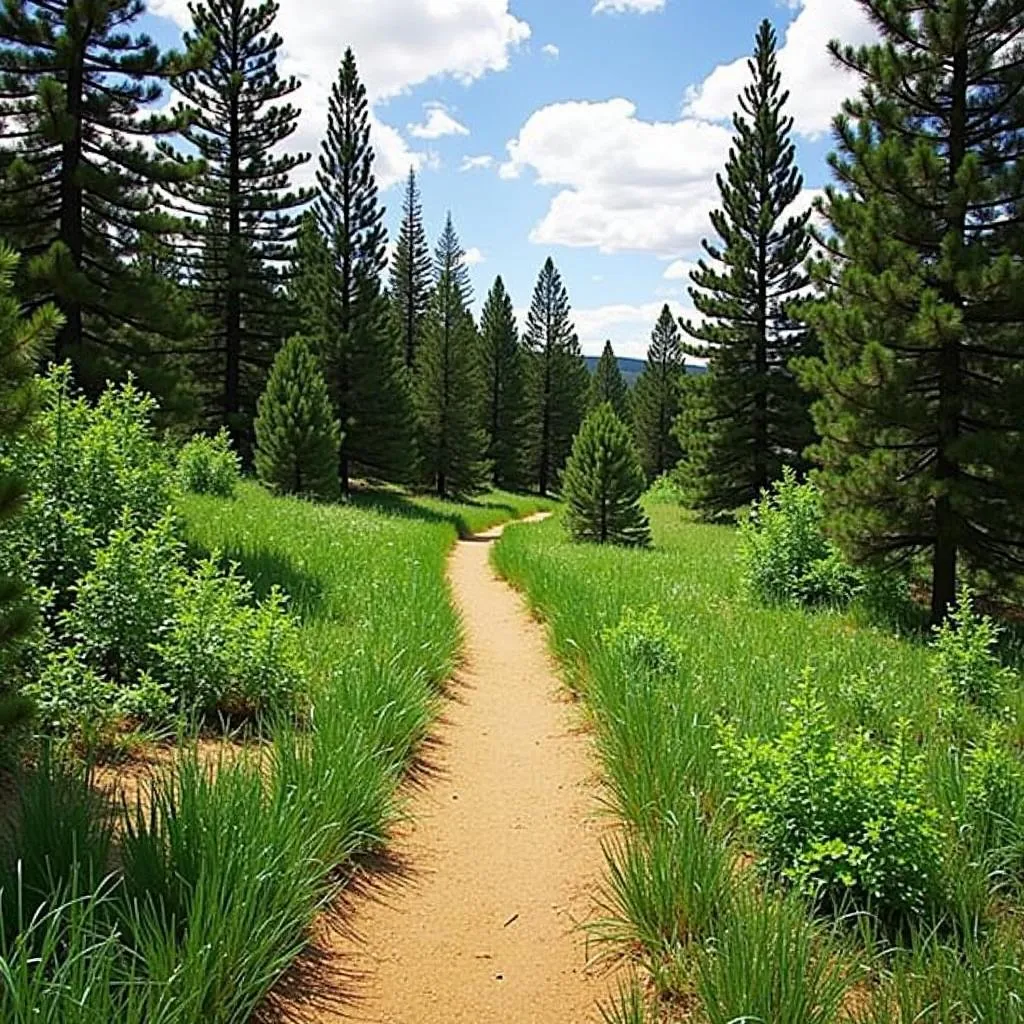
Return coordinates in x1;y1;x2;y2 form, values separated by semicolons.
589;340;629;420
0;245;63;732
798;0;1024;626
288;213;333;355
563;403;650;548
681;18;816;518
254;335;340;499
524;257;589;495
162;0;312;445
479;275;526;490
0;0;204;381
633;305;687;481
414;215;487;498
315;48;414;490
390;167;432;370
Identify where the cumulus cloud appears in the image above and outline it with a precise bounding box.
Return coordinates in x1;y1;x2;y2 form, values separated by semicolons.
593;0;666;14
499;98;731;255
464;247;487;266
662;259;698;281
573;300;695;361
684;0;875;138
542;43;560;58
460;154;495;172
408;103;470;139
148;0;530;187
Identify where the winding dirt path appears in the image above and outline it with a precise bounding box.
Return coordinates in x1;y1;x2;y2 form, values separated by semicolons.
279;517;609;1023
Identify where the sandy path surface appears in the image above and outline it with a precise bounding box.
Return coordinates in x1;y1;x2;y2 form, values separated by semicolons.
274;517;609;1024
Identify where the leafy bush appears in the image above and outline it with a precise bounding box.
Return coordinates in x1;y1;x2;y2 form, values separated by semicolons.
176;429;241;498
964;733;1024;859
719;684;942;919
601;606;684;679
932;588;1015;709
739;468;861;607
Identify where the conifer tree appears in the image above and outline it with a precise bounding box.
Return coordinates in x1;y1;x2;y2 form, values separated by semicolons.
633;305;687;481
799;0;1024;626
589;340;629;420
162;0;312;443
479;275;526;489
0;0;204;380
287;214;334;356
524;257;589;495
563;403;650;548
681;18;816;518
254;335;340;499
316;48;414;489
414;215;487;498
390;167;432;370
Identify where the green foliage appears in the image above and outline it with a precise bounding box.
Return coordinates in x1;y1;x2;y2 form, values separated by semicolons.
632;306;686;482
563;404;651;547
389;168;432;370
740;468;861;607
176;429;241;498
931;589;1015;710
254;335;341;500
589;340;629;420
601;607;683;679
719;685;942;919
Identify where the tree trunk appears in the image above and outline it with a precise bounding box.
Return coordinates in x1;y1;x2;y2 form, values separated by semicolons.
225;81;242;444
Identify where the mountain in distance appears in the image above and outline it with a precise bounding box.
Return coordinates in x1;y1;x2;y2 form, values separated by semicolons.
584;356;707;388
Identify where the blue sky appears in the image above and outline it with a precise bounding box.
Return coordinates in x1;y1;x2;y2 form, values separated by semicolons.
141;0;875;359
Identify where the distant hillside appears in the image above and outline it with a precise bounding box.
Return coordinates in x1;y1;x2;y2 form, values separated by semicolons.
584;356;706;387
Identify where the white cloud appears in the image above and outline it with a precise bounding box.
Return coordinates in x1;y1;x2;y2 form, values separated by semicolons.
148;0;530;187
574;300;692;361
408;102;470;139
593;0;666;14
460;154;495;172
662;259;698;281
500;98;732;255
684;0;875;138
464;246;486;266
542;43;560;58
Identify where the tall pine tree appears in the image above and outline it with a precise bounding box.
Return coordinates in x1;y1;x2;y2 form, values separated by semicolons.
162;0;312;445
799;0;1024;625
414;215;487;498
389;167;432;370
681;19;816;518
588;340;629;419
633;305;687;481
479;275;526;490
524;257;588;495
315;48;414;489
0;0;204;384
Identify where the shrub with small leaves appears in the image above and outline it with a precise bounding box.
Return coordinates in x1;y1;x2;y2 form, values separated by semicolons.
719;682;943;919
932;588;1015;710
601;607;685;679
964;733;1024;859
177;429;241;498
740;468;861;607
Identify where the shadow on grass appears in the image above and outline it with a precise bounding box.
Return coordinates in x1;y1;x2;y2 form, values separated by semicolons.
349;488;519;538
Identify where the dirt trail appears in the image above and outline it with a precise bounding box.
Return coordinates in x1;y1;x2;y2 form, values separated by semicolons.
282;516;609;1024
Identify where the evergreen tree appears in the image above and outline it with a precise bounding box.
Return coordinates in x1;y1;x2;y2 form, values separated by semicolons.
589;340;629;420
633;305;687;481
681;19;816;518
798;0;1024;626
524;257;589;495
0;0;204;381
563;403;651;548
254;335;340;499
288;213;333;354
479;275;526;489
414;215;487;498
0;245;63;732
162;0;312;444
390;167;432;370
315;48;414;489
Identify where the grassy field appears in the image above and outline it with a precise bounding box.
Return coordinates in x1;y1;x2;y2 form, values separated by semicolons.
494;499;1024;1022
0;482;551;1022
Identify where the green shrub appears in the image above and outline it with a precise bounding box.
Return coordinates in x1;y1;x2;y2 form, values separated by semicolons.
740;468;860;607
719;684;942;919
963;734;1024;867
601;606;684;679
176;429;240;498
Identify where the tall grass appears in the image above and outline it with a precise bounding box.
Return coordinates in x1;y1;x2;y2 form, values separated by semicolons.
0;483;551;1020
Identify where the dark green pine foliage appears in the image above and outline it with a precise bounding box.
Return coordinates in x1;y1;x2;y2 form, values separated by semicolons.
524;257;589;495
288;213;334;352
389;167;432;370
0;0;203;385
0;246;63;733
254;335;340;499
414;215;487;498
563;403;651;548
316;48;414;490
633;305;687;481
162;0;312;445
479;275;526;489
588;340;629;420
681;18;816;518
799;0;1024;626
